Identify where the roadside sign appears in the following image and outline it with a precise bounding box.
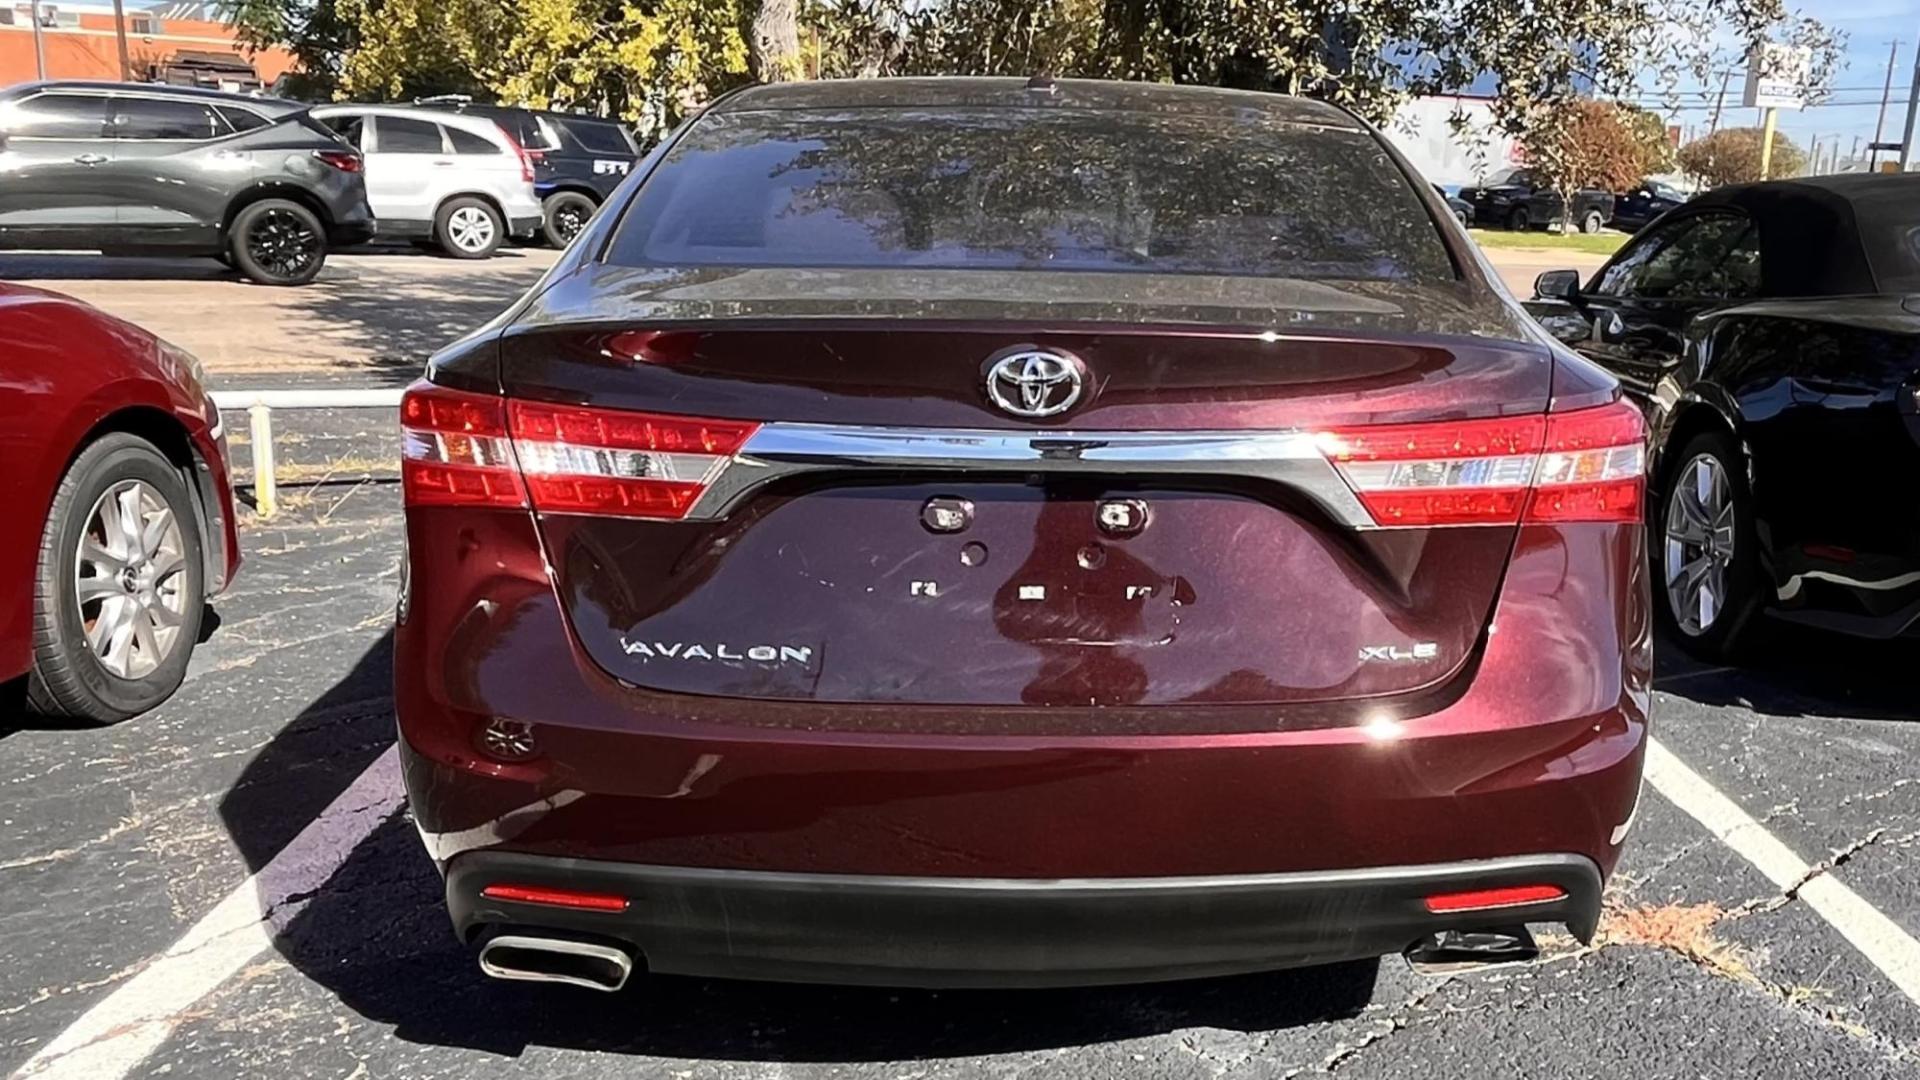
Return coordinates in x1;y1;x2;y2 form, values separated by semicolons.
1742;43;1812;110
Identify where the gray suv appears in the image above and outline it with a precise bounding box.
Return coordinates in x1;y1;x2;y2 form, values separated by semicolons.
0;82;376;285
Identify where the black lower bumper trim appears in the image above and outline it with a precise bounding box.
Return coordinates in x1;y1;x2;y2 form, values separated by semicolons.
446;853;1602;988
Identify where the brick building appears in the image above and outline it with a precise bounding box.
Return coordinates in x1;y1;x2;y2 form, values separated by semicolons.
0;1;295;91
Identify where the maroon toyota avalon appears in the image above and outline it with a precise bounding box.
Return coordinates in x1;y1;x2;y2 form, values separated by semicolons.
395;77;1651;992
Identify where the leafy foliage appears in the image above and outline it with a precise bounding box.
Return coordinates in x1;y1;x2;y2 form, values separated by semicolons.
227;0;1840;141
1677;126;1809;187
1524;101;1674;229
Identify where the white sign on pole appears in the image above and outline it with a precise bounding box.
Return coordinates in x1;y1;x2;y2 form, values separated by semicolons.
1742;43;1812;110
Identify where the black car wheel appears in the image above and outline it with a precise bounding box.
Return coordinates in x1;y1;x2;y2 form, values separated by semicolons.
1580;209;1605;235
27;433;206;725
1506;206;1532;231
230;199;327;286
436;197;505;259
1653;431;1766;661
1454;209;1471;229
541;192;598;249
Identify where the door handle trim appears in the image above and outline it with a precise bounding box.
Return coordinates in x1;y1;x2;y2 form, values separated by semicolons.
72;153;108;165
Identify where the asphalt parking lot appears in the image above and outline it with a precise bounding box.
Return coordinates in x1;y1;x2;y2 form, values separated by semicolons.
3;249;1917;1079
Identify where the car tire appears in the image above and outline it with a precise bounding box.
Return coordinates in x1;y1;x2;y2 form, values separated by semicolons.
541;192;597;249
26;433;206;725
229;199;327;286
1454;209;1471;230
436;197;505;259
1580;210;1605;234
1506;206;1531;231
1653;430;1766;662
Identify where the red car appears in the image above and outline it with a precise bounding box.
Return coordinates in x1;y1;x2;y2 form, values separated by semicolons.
396;78;1651;992
0;285;239;723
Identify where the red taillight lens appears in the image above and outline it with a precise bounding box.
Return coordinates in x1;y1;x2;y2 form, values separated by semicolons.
400;383;525;508
313;148;362;173
508;400;759;520
1319;399;1645;527
400;383;760;520
480;883;629;913
1424;884;1567;913
498;123;536;182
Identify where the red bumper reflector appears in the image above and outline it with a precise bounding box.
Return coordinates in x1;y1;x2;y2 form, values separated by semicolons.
1423;884;1567;913
480;883;630;913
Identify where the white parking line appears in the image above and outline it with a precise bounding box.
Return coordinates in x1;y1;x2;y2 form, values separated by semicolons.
9;746;404;1080
15;734;1917;1078
1645;737;1920;1005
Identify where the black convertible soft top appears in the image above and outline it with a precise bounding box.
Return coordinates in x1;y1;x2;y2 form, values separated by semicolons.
1693;173;1920;297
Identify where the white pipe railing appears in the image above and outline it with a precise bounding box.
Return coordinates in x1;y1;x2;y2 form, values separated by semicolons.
212;388;405;517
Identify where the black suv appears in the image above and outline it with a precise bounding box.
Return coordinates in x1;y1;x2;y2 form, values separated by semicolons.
0;81;374;285
432;100;643;247
1458;168;1616;233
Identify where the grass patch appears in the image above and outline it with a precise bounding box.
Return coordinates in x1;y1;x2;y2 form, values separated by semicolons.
1468;228;1627;256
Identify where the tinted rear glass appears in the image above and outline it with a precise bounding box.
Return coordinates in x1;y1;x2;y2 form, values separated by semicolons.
217;106;269;133
447;126;499;154
1851;185;1920;293
607;108;1453;283
562;117;633;155
377;116;444;153
1;93;106;138
110;97;224;140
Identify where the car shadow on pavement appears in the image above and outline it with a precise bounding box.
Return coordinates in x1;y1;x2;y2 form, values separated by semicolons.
1652;625;1920;723
221;631;1383;1063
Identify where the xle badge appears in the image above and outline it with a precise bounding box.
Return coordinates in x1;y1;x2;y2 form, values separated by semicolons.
1358;643;1439;663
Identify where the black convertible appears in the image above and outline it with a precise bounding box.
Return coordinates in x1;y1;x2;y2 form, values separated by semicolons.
1527;173;1920;659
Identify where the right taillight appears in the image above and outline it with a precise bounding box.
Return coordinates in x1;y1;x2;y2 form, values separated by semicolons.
313;148;362;173
399;382;760;520
1319;399;1645;527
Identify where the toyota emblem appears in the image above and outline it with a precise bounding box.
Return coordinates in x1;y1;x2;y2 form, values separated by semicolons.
984;348;1086;418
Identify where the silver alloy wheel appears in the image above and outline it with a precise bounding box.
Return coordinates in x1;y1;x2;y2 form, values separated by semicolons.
1663;453;1737;637
447;206;497;253
74;480;187;679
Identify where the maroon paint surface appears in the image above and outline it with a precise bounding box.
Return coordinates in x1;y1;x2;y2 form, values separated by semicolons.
0;283;239;681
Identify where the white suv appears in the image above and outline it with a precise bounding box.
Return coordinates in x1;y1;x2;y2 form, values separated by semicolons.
310;105;543;258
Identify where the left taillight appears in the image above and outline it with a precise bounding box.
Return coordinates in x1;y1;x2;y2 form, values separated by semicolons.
400;384;525;508
313;148;362;173
399;382;761;520
509;400;758;520
1318;399;1646;527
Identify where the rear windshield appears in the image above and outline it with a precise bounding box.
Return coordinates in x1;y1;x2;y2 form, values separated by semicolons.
606;108;1454;283
1852;184;1920;293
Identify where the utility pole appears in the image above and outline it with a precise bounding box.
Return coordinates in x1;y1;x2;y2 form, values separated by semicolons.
29;0;46;80
111;0;131;81
1708;70;1734;135
1901;32;1920;171
1759;107;1779;179
1873;41;1900;169
1851;134;1862;171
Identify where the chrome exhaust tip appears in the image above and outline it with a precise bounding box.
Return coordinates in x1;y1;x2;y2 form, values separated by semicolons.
478;932;636;992
1403;925;1540;975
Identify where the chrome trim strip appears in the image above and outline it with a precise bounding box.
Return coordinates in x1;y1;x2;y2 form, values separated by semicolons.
1777;568;1920;602
688;423;1374;525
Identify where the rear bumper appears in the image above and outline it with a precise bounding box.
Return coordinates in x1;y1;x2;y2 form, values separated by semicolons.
509;214;543;237
447;850;1602;987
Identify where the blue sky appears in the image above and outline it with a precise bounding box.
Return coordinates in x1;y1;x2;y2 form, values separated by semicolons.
1653;3;1920;161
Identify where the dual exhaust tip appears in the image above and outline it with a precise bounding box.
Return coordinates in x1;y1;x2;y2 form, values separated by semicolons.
478;931;637;992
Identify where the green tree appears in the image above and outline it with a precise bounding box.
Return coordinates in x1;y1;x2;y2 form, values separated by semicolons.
1524;100;1674;231
339;0;750;129
1678;126;1809;187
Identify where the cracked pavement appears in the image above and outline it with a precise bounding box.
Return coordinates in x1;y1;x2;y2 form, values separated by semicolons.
1;478;1912;1079
3;368;1919;1078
